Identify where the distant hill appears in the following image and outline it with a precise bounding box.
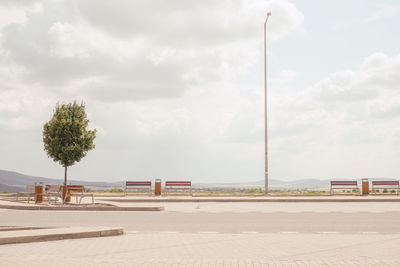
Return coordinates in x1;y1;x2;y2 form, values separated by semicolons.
0;183;23;193
1;169;397;192
0;169;123;192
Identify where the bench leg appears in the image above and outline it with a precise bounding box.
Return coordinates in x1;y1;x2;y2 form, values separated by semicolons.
78;195;94;204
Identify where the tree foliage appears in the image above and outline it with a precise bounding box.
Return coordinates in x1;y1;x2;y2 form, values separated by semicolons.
43;102;96;169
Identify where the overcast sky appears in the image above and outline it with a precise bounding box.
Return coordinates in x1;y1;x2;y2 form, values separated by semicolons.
0;0;399;183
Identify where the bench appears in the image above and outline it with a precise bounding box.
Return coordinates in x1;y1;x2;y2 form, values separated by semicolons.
330;180;359;195
44;185;62;204
125;181;152;196
372;180;400;195
164;181;192;195
16;185;35;203
64;185;94;204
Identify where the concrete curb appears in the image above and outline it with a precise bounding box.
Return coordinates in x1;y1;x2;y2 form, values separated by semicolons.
100;198;400;203
0;227;124;245
0;204;164;211
0;227;49;232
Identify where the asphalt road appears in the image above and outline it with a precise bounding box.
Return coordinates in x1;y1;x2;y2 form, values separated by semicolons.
2;209;400;234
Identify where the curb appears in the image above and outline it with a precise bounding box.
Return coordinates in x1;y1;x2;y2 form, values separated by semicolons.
0;227;49;232
0;228;124;245
100;198;400;203
0;204;164;211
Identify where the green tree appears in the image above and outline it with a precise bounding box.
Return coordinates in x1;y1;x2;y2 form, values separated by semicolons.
43;101;96;201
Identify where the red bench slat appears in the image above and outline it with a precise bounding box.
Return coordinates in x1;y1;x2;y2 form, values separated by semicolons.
67;185;85;192
166;181;191;185
372;181;399;186
331;181;358;186
126;181;152;186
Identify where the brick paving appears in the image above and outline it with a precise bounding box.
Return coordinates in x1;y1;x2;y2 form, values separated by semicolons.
1;233;400;266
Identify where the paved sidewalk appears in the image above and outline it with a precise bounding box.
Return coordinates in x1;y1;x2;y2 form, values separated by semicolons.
1;232;400;266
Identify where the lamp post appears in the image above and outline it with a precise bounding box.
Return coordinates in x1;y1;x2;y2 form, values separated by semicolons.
264;12;271;194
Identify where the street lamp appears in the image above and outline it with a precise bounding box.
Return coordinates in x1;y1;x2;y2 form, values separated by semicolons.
264;12;271;194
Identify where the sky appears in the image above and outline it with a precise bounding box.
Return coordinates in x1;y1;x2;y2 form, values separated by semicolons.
0;0;399;183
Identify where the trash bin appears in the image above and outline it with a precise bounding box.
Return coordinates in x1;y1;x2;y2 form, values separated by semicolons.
34;182;44;203
362;178;369;195
62;185;71;203
155;179;162;196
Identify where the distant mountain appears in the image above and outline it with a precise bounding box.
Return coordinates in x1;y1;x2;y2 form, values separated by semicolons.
0;183;23;193
0;169;123;190
1;169;397;191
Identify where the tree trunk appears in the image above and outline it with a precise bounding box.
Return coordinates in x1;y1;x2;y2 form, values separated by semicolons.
63;166;67;203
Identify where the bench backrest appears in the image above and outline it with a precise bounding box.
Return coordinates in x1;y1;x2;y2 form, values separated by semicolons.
67;185;85;192
45;185;60;192
372;181;399;186
165;181;191;187
331;180;358;186
126;181;152;187
26;184;35;192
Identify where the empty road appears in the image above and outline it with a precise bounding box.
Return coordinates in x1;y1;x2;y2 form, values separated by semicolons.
2;202;400;234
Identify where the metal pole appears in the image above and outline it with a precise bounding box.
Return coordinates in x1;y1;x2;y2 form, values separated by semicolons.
264;12;271;195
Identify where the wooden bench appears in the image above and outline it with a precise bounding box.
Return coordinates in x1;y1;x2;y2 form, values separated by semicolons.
125;181;152;196
164;181;192;195
372;180;400;195
330;180;359;195
64;185;94;204
16;185;35;203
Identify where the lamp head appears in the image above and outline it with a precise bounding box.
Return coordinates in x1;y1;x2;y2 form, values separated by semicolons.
267;12;271;17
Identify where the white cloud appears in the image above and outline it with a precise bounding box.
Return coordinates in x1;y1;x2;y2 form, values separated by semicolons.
267;52;400;179
0;1;43;30
75;0;304;43
364;5;400;22
0;0;306;181
332;4;400;30
88;48;400;180
0;0;305;103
